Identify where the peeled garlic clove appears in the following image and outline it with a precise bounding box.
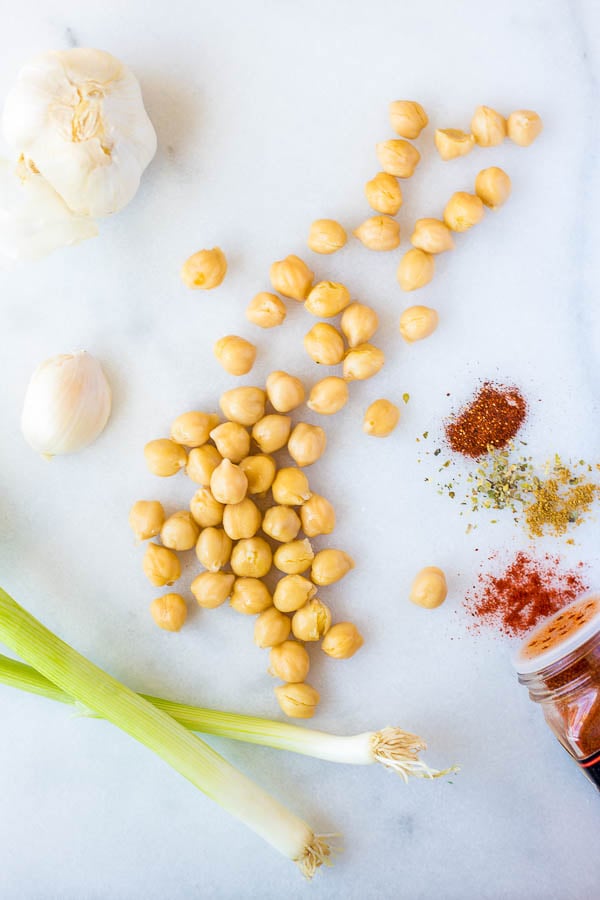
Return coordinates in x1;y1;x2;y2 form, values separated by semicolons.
21;351;111;456
3;49;157;217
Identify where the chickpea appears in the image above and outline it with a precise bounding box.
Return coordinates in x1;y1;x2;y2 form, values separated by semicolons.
471;106;506;147
191;571;235;609
275;682;320;719
230;537;273;578
144;439;187;477
181;247;227;290
273;574;317;613
210;458;248;505
444;192;484;232
230;578;273;615
343;343;385;381
210;422;250;463
129;500;165;541
365;172;403;216
300;494;335;537
353;216;401;251
305;281;351;318
219;387;266;426
321;622;364;659
397;249;435;292
186;444;223;486
214;335;256;376
434;129;475;161
271;467;311;505
161;510;200;551
246;292;287;329
189;487;224;527
291;598;332;642
307;377;348;416
252;415;292;454
255;608;291;649
399;306;439;343
409;566;448;609
389;100;428;139
195;527;232;572
376;139;421;178
304;323;345;366
311;549;354;586
363;399;400;437
410;218;454;254
265;371;306;413
262;506;301;543
287;423;327;467
150;593;188;632
307;219;347;255
273;538;314;575
268;641;310;682
340;303;379;348
143;543;181;587
269;254;314;301
507;110;543;147
239;454;277;495
475;167;512;209
223;497;262;540
170;411;219;447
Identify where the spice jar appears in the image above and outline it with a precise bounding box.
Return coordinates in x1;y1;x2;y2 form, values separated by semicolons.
514;594;600;790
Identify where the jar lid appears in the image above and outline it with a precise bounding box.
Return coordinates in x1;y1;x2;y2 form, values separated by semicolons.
513;594;600;675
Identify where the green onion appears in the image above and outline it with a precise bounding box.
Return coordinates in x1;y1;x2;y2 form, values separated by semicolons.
0;587;332;878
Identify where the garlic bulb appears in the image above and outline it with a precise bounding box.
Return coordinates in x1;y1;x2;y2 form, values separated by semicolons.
3;48;157;218
21;351;112;456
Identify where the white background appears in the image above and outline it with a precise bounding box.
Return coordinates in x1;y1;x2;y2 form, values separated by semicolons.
1;1;600;898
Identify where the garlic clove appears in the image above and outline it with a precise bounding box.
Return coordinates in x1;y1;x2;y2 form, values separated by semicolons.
21;350;112;456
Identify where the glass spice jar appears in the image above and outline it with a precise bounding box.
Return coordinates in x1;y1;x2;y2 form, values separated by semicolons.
514;594;600;791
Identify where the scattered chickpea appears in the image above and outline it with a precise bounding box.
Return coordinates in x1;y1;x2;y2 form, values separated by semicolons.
399;306;439;343
307;377;349;415
434;129;475;161
170;411;219;447
265;371;306;413
254;607;291;648
195;526;232;572
160;510;200;551
507;110;543;147
186;444;223;486
291;598;332;642
321;622;364;659
222;497;262;540
272;465;310;508
353;216;401;251
304;323;345;366
340;303;379;348
365;172;403;216
181;247;227;290
230;537;273;578
210;422;250;463
252;415;292;454
214;335;257;376
239;454;277;495
273;574;317;613
343;343;385;381
410;218;454;254
144;439;187;477
389;100;428;139
189;487;224;527
246;292;287;329
475;166;512;209
311;549;355;586
273;538;315;575
275;682;320;719
191;571;235;609
307;219;347;255
268;641;310;682
129;500;165;541
470;106;506;147
143;543;181;587
363;399;400;437
300;494;336;537
219;387;266;426
443;192;484;232
262;506;301;543
150;593;188;632
230;578;273;615
210;458;248;505
376;139;421;178
409;566;448;609
288;423;327;467
397;248;435;292
305;281;351;318
269;254;314;301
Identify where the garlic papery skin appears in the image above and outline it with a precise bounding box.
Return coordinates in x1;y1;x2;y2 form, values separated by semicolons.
3;48;157;218
21;351;112;457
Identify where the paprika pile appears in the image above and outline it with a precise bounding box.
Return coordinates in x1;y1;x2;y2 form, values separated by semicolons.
445;382;527;458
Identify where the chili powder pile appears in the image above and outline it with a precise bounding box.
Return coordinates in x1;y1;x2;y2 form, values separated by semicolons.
464;551;588;637
445;382;527;458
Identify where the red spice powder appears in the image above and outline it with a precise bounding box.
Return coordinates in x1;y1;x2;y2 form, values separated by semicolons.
445;382;527;458
464;551;588;637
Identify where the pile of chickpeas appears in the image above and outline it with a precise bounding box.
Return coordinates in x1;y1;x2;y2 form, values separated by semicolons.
130;383;365;719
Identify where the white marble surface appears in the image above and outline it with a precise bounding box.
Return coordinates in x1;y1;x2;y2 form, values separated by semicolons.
1;0;600;897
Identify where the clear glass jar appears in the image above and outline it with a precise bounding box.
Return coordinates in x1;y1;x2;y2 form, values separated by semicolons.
514;594;600;790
